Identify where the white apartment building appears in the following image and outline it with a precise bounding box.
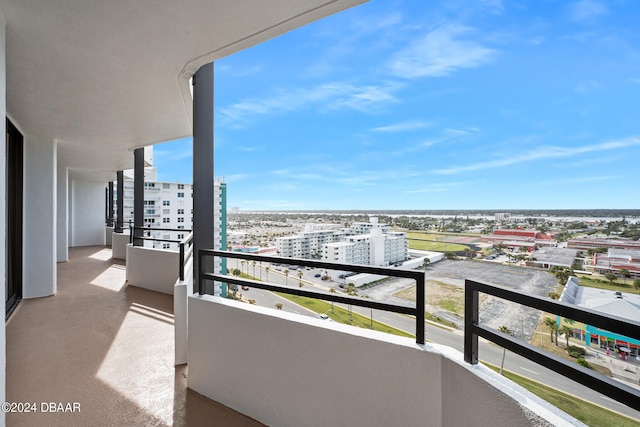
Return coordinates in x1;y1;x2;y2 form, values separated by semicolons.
278;217;408;267
119;166;226;253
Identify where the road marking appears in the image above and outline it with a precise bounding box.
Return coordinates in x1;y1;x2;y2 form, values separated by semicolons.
520;367;539;375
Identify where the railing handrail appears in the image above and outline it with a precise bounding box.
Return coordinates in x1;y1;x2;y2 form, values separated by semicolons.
464;278;640;411
198;249;426;344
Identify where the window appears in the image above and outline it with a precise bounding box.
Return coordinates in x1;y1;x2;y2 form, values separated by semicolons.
178;209;184;215
144;218;155;224
162;183;170;189
162;209;170;214
163;200;170;206
178;217;184;223
162;243;170;249
144;182;155;188
178;234;184;239
177;184;184;189
144;200;155;206
177;192;184;198
163;234;170;239
177;226;184;229
163;218;170;223
145;209;155;215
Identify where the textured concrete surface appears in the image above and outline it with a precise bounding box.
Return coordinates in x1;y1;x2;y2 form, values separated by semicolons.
6;246;263;426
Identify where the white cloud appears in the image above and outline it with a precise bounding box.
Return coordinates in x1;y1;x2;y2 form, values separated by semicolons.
388;25;496;79
569;1;608;23
217;82;401;128
371;121;432;132
434;138;640;175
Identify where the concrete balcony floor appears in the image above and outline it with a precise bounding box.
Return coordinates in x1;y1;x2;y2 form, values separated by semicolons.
6;246;263;426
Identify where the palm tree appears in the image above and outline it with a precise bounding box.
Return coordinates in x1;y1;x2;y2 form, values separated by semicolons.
543;317;557;343
634;278;640;292
619;269;630;284
498;325;512;375
284;269;289;285
422;258;430;270
252;261;257;278
298;271;303;287
240;260;246;274
560;325;573;348
265;266;270;282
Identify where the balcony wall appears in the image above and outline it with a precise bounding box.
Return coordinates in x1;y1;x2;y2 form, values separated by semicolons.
188;295;578;427
126;244;179;295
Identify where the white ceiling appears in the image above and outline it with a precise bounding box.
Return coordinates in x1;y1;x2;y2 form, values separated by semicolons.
2;0;366;181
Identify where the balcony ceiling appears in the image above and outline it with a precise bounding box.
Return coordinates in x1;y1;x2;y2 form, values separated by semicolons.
1;0;365;181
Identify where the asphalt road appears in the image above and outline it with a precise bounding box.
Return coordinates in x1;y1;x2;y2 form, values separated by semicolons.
229;260;640;420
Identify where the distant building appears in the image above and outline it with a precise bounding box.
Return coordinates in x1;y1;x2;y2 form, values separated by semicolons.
567;237;640;252
559;277;639;355
276;217;408;267
495;212;511;223
586;248;640;279
482;229;556;252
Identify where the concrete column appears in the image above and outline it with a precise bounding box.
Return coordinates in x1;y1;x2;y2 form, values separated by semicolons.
107;181;114;226
56;164;68;262
193;62;215;294
116;170;124;233
133;148;144;246
70;179;106;246
23;135;57;298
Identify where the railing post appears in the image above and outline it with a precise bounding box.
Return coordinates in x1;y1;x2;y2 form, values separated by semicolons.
179;242;185;281
129;223;133;244
416;274;425;344
464;280;479;364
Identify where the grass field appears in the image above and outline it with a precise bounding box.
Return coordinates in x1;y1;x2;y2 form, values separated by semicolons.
275;293;414;338
484;363;638;426
406;231;472;252
577;274;640;294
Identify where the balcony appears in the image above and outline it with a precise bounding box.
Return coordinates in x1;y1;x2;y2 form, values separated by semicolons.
6;246;263;426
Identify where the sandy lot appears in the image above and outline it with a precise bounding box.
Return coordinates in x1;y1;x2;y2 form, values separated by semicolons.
360;259;557;339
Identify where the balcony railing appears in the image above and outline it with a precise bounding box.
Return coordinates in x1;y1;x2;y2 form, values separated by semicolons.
198;250;426;344
129;226;193;280
464;278;640;411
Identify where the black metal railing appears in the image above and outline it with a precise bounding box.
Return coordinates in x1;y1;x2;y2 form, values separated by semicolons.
198;250;426;344
128;226;193;281
464;279;640;411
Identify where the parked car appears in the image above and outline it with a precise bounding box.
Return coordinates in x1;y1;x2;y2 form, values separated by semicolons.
314;273;321;278
241;286;249;291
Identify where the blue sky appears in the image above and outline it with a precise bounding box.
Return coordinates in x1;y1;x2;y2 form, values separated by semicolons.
154;0;639;210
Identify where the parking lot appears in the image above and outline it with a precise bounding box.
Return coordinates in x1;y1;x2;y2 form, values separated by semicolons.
361;259;557;339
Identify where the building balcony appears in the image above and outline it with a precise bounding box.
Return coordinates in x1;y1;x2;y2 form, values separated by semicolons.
6;246;262;426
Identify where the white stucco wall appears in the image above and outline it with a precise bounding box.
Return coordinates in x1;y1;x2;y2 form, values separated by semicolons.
23;135;57;298
56;165;68;262
70;179;105;247
188;296;578;427
105;226;114;246
0;11;7;426
112;232;130;260
126;245;179;294
174;258;192;365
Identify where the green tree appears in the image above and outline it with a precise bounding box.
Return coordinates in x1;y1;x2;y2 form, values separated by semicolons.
265;266;270;282
548;291;560;300
444;252;457;260
298;270;304;287
605;273;617;285
422;258;430;270
634;278;640;292
498;325;512;375
619;269;630;284
344;283;357;296
284;269;289;285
